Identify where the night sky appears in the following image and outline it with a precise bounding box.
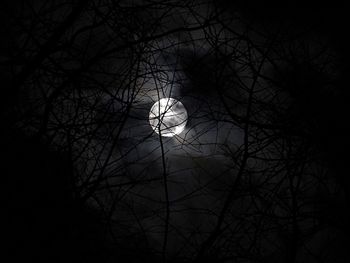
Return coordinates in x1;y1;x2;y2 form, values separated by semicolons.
1;1;349;262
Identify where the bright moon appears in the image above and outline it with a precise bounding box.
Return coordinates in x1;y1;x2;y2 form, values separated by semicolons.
149;98;188;137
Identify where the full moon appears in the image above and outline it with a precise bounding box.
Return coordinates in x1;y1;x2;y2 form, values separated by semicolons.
149;98;188;137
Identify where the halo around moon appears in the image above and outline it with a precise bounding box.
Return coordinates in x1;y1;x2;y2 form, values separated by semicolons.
149;98;188;137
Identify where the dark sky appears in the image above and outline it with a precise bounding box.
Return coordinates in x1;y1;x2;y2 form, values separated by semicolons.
1;1;349;262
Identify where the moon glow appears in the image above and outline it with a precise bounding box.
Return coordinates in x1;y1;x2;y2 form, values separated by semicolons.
149;98;188;137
